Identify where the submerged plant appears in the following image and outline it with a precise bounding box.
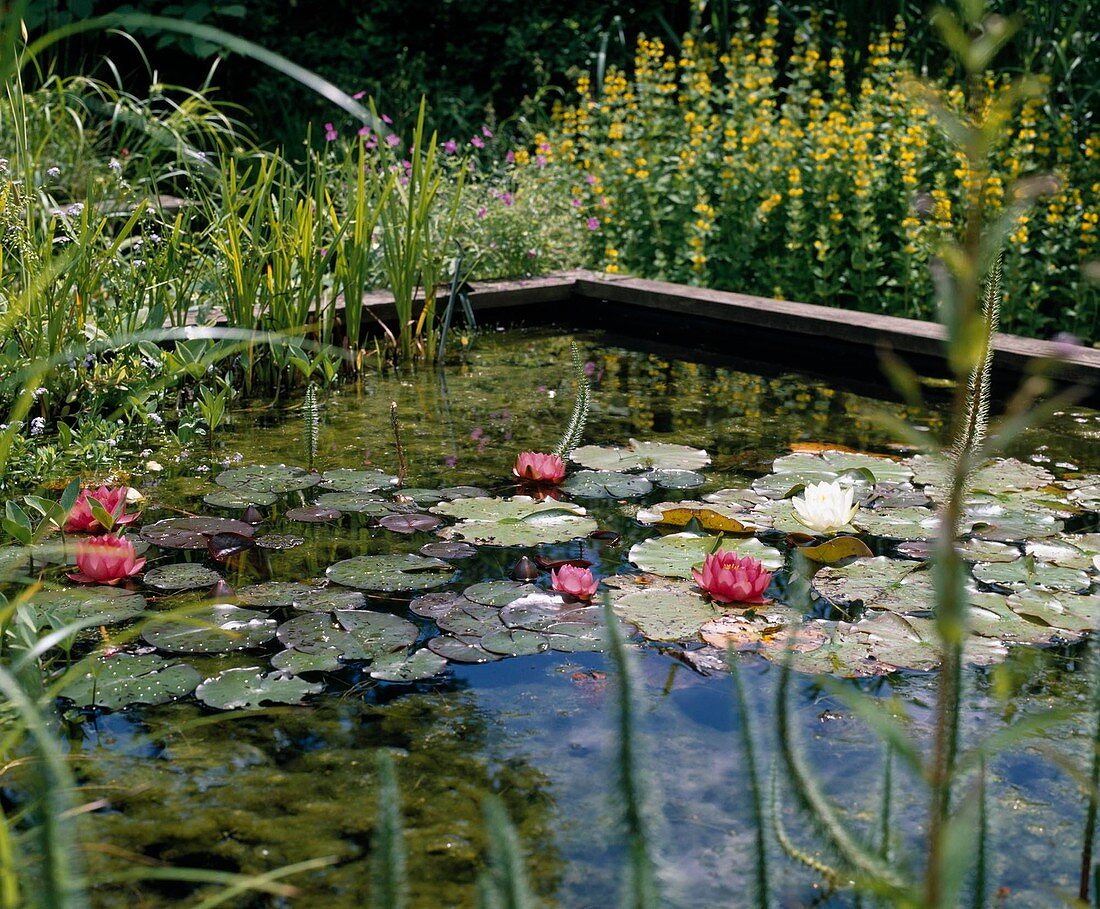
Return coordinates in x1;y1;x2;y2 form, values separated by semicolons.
303;382;320;470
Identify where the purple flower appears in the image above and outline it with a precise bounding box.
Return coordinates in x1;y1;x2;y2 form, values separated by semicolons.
585;174;597;185
571;197;582;208
586;217;600;231
477;206;488;220
506;150;515;163
444;455;458;467
382;114;393;125
470;136;485;149
583;361;596;376
353;90;366;100
500;192;514;207
527;249;538;259
324;123;338;142
443;139;458;154
536;155;548;168
481;125;493;138
358;126;371;137
385;134;401;147
470;427;484;441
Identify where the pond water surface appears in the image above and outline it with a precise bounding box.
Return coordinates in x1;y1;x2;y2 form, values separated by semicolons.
55;327;1100;908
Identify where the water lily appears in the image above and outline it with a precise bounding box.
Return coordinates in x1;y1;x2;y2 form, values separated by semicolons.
551;564;599;600
792;480;858;534
513;451;566;485
64;486;142;533
67;534;146;585
692;551;772;605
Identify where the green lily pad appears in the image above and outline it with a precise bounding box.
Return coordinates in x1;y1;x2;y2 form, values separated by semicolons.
326;553;455;592
142;605;277;653
419;541;478;560
627;532;782;579
754;450;912;499
276;610;418;659
237;581;325;608
141;517;255;550
852;507;941;541
642;469;706;490
973;559;1090;593
314;492;399;515
480;628;551;656
392;488;449;506
1025;535;1100;570
699;609;826;654
607;575;722;641
409;592;463;619
290;589;368;612
563;470;653;499
462;580;540;607
215;464;321;494
1007;590;1100;635
202;489;279;509
703;487;769;510
812;557;933;615
270;647;343;673
369;648;449;682
436;602;502;637
319;468;398;493
431;497;598;547
143;563;223;592
195;667;324;709
31;586;146;625
61;653;200;709
1067;483;1100;510
570;439;710;472
965;492;1066;541
427;635;503;663
255;534;305;550
500;594;599;630
545;622;605;652
907;455;1054;500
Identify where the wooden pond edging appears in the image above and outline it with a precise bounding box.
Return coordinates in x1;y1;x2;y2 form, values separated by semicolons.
346;269;1100;402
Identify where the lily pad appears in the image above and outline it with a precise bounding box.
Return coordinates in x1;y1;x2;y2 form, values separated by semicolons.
32;586;146;625
642;469;706;490
314;492;399;515
420;541;478;560
1007;590;1100;635
276;610;418;659
142;605;277;653
545;621;605;652
852;507;941;541
427;635;503;663
369;648;449;682
436;602;503;637
143;563;223;592
215;464;321;494
319;468;398;493
907;455;1054;500
562;470;653;499
1025;535;1100;570
812;558;931;615
800;536;874;564
326;553;455;592
480;627;550;656
237;581;325;608
141;517;255;550
202;489;279;509
255;534;305;550
462;580;540;607
635;501;759;533
431;496;598;547
409;592;463;619
195;667;323;709
570;439;710;471
627;532;782;579
700;610;826;654
754;450;912;499
973;559;1090;593
291;589;368;612
286;505;342;523
607;575;722;641
270;647;343;673
61;653;200;710
499;594;598;630
378;513;443;534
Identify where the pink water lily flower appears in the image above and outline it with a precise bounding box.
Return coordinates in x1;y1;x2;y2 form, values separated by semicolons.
551;564;599;600
692;551;772;605
513;451;566;485
64;486;141;533
67;534;146;585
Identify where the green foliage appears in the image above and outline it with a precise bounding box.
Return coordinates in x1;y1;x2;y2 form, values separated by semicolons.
552;342;591;459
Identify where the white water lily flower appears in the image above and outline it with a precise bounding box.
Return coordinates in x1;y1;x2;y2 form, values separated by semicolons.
792;480;858;534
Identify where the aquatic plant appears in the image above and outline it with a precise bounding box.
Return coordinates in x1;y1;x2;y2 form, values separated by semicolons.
303;382;320;470
691;551;772;605
791;479;859;534
66;533;146;585
552;341;591;460
512;451;567;485
63;486;141;534
549;564;598;600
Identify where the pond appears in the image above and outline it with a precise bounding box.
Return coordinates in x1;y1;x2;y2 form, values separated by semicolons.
25;326;1100;907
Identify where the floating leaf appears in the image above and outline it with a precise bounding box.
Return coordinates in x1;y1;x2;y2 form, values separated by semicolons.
141;517;255;550
907;455;1054;500
409;592;463;619
319;468;398;493
608;577;721;642
973;559;1090;593
545;621;605;652
196;667;324;710
427;635;502;663
291;589;367;612
392;488;448;506
378;513;443;534
852;507;941;541
754;450;912;499
326;553;455;592
436;602;502;637
270;647;343;673
315;491;400;515
431;496;598;547
636;502;756;532
419;541;477;560
277;609;418;660
61;653;200;709
500;594;599;631
642;469;706;490
480;628;550;656
207;532;256;561
369;648;449;682
700;611;825;654
31;586;146;625
255;534;305;550
562;470;653;499
570;439;710;471
812;558;930;615
800;536;874;564
286;505;342;523
142;605;277;653
462;580;539;607
1026;535;1100;570
215;464;321;494
237;581;325;608
143;564;223;592
202;489;278;509
628;532;782;579
1007;590;1100;635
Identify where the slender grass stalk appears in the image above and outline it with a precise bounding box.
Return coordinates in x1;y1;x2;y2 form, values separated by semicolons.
369;751;407;909
390;402;408;485
303;383;319;470
479;796;537;909
1080;658;1100;903
730;652;770;908
971;756;988;909
602;597;658;909
552;341;591;460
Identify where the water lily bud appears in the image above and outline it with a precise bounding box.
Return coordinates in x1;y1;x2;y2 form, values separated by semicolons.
510;556;540;582
242;506;264;525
